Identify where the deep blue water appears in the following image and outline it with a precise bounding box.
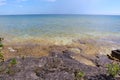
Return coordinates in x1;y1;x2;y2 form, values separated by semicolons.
0;14;120;42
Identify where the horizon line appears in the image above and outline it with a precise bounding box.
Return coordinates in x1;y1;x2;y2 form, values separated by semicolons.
0;13;120;16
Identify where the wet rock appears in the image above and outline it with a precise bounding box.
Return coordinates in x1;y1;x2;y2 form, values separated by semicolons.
111;49;120;60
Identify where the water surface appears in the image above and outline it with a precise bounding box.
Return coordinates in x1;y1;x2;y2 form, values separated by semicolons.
0;15;120;44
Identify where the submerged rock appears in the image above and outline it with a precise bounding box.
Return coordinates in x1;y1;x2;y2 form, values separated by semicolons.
69;48;81;53
8;47;17;52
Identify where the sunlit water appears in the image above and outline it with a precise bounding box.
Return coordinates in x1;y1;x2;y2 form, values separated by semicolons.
0;14;120;44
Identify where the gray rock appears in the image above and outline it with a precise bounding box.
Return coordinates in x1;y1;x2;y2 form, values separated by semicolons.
94;55;112;67
0;52;119;80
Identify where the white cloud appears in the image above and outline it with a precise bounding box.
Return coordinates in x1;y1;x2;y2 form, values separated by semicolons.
0;0;6;6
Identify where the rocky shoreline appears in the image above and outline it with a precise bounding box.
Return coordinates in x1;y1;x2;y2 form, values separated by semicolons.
0;49;119;80
0;38;120;80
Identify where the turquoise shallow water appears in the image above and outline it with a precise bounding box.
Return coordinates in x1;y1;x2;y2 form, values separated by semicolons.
0;14;120;44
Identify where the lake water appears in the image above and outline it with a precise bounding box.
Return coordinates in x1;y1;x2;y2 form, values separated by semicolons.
0;14;120;44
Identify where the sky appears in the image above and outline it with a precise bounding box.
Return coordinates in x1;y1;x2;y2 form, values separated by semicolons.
0;0;120;15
